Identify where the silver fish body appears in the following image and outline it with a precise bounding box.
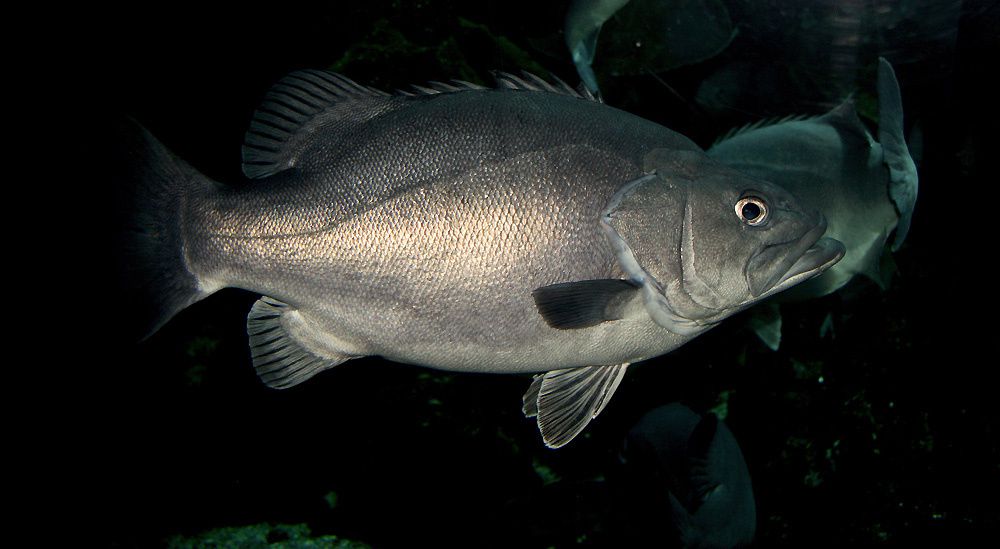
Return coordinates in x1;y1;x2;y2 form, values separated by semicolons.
189;86;695;374
126;71;842;447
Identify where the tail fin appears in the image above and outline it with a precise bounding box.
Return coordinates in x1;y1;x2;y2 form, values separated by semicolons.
115;119;219;340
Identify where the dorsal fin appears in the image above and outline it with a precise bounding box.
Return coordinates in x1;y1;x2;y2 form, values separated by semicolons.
242;70;392;179
712;96;877;149
243;70;594;179
818;97;875;146
711;113;815;146
492;70;598;102
393;79;488;96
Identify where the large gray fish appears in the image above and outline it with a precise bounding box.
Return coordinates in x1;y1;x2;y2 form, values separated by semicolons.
707;58;917;349
123;71;843;448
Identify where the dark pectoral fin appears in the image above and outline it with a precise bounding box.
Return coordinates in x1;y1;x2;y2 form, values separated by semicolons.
532;279;639;330
522;363;629;448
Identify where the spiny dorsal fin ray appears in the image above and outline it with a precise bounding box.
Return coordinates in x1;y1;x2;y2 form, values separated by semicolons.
712;96;878;154
523;363;629;448
712;113;817;146
244;70;593;179
247;296;355;389
409;84;439;95
395;79;487;97
492;70;598;102
242;70;392;179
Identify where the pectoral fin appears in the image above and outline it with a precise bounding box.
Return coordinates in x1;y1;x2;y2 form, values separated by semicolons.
532;279;639;329
522;363;629;448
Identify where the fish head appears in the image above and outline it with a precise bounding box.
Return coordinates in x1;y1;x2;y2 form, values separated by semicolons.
683;162;845;306
607;149;845;332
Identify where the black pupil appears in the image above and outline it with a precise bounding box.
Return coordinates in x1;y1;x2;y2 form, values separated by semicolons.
742;202;762;221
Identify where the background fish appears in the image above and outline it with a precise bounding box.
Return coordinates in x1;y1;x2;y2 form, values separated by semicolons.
564;0;631;94
122;70;841;448
565;0;736;97
617;403;756;548
707;58;917;349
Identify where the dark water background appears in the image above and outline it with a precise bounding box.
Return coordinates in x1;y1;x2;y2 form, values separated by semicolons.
50;1;997;546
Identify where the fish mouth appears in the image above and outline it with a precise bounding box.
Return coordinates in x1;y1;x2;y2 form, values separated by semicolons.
763;237;845;297
747;221;846;299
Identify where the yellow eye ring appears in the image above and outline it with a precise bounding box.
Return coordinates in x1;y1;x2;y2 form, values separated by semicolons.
735;197;768;226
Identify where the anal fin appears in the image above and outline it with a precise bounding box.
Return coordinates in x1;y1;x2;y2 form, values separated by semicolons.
247;297;356;389
522;363;629;448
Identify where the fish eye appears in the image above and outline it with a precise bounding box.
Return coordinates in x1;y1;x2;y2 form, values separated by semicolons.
735;196;768;226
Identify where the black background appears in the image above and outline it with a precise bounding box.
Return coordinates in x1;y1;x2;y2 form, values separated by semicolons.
39;1;997;546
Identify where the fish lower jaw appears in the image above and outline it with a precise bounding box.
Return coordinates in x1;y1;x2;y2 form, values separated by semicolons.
758;237;846;300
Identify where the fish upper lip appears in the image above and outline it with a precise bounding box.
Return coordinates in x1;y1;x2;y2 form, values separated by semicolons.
746;214;846;299
757;234;846;299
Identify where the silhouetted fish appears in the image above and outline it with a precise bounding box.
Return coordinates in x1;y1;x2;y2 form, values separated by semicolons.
621;403;756;548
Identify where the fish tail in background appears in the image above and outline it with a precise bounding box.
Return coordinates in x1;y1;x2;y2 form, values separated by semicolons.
115;119;219;341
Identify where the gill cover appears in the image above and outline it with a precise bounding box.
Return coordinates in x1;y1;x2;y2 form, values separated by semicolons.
601;156;706;336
